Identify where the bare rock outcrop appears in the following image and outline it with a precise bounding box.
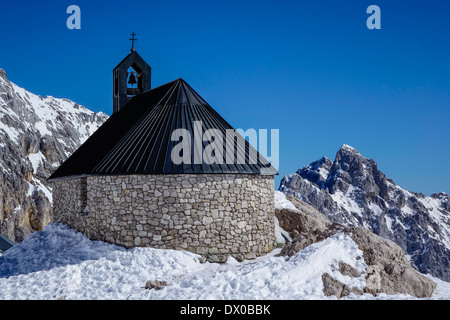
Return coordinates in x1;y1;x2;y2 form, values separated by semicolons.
277;195;436;298
145;280;168;290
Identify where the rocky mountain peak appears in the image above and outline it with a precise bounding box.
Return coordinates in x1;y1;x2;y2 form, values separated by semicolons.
297;156;332;188
340;143;357;151
0;68;108;241
279;145;450;281
325;144;388;200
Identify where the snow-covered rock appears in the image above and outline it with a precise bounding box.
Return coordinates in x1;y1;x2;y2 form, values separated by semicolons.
0;68;108;242
0;221;447;299
0;194;447;300
276;194;436;298
0;223;425;299
279;144;450;282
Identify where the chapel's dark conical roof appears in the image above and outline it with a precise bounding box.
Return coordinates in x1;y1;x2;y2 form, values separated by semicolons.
48;78;277;181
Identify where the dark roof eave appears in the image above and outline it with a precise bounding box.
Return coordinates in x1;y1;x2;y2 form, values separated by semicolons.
47;173;92;183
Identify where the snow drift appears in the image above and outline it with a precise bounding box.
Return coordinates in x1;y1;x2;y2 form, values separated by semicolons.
0;194;448;300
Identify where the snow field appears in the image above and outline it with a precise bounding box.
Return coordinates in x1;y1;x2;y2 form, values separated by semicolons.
0;192;449;300
0;223;367;300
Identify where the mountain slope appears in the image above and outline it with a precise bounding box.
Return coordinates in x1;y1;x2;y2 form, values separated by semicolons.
279;144;450;281
0;68;108;241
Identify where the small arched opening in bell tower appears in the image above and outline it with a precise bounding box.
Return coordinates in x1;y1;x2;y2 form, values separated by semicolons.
127;64;144;98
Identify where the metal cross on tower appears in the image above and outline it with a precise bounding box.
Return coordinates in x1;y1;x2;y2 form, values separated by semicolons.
129;32;137;52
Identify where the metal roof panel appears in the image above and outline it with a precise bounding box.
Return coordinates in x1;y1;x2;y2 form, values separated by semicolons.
48;78;277;181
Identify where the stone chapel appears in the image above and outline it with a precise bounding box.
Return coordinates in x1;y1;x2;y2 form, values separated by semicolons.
48;43;277;262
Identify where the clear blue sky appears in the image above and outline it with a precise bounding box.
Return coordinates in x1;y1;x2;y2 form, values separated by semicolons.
0;0;449;195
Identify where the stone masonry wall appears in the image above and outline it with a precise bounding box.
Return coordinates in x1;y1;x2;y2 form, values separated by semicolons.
52;178;87;228
52;174;275;262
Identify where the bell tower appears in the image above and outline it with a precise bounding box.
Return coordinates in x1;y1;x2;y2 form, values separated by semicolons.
113;32;151;113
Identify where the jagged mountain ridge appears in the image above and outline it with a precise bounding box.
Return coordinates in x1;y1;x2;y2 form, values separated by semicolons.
279;144;450;281
0;68;108;242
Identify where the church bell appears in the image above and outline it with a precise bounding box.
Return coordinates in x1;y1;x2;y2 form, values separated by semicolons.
128;72;137;86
